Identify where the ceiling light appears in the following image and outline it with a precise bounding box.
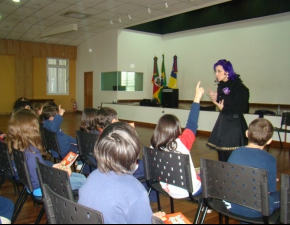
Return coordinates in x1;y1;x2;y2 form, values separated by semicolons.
110;19;113;25
39;24;78;38
119;17;122;23
165;2;169;8
128;14;132;20
148;6;151;13
60;11;92;19
13;0;20;2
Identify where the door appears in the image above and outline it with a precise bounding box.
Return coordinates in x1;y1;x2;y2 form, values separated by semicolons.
84;72;93;108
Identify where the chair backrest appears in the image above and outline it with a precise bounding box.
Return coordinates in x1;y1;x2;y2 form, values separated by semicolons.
76;131;98;168
280;173;290;224
11;148;34;193
42;183;104;224
36;158;74;201
142;146;193;194
280;112;290;127
200;158;270;216
0;142;16;177
42;126;62;159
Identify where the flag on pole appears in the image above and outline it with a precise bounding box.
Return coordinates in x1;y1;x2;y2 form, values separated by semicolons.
160;54;167;103
168;55;178;89
151;56;162;103
161;54;167;88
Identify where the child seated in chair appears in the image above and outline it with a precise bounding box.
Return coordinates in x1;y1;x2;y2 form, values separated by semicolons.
227;118;280;218
96;107;157;202
78;122;165;223
150;81;204;198
41;102;78;158
6;109;86;197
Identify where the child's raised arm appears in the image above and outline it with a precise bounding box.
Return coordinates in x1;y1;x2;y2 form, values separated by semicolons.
58;105;65;116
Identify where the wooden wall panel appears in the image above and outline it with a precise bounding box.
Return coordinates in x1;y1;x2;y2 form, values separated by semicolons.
0;39;17;55
0;39;77;99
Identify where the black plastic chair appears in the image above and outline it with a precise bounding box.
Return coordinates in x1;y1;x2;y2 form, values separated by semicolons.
198;158;280;224
143;146;203;224
11;148;45;224
41;126;63;163
42;183;104;224
36;158;77;202
272;111;290;149
76;131;98;174
280;173;290;224
0;142;21;194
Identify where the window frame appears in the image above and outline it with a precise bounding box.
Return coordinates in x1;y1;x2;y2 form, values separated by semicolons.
46;58;70;95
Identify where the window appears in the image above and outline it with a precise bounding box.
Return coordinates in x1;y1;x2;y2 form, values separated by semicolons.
121;72;135;91
100;71;143;91
47;58;69;95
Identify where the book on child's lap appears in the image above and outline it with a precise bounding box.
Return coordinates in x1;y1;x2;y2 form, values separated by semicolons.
161;212;191;224
61;151;78;167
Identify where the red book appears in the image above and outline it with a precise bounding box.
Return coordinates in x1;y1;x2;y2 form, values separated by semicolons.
161;212;191;224
60;151;79;167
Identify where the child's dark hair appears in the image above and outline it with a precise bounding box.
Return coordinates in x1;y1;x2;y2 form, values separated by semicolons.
247;118;273;146
13;97;30;110
151;114;182;152
41;101;58;120
80;108;99;132
96;107;117;129
95;122;141;174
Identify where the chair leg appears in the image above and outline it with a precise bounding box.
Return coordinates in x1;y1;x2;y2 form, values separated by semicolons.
199;205;208;224
218;213;223;224
14;186;26;213
225;215;229;224
193;201;205;224
12;182;19;195
79;162;86;174
156;192;161;211
12;189;29;224
0;175;5;186
34;206;45;224
277;132;283;148
170;197;174;213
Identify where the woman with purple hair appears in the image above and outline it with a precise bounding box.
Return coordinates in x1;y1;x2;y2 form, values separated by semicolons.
207;59;249;162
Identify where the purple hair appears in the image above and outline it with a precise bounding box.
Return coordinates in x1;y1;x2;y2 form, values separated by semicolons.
213;59;237;80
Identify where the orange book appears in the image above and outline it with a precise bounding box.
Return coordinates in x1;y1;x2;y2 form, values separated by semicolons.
161;212;191;224
60;151;79;167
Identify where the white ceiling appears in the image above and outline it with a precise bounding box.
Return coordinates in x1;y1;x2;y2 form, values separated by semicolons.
0;0;230;46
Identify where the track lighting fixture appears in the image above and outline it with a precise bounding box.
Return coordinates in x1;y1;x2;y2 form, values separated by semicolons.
128;14;132;19
148;6;151;13
110;19;113;25
165;2;168;8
